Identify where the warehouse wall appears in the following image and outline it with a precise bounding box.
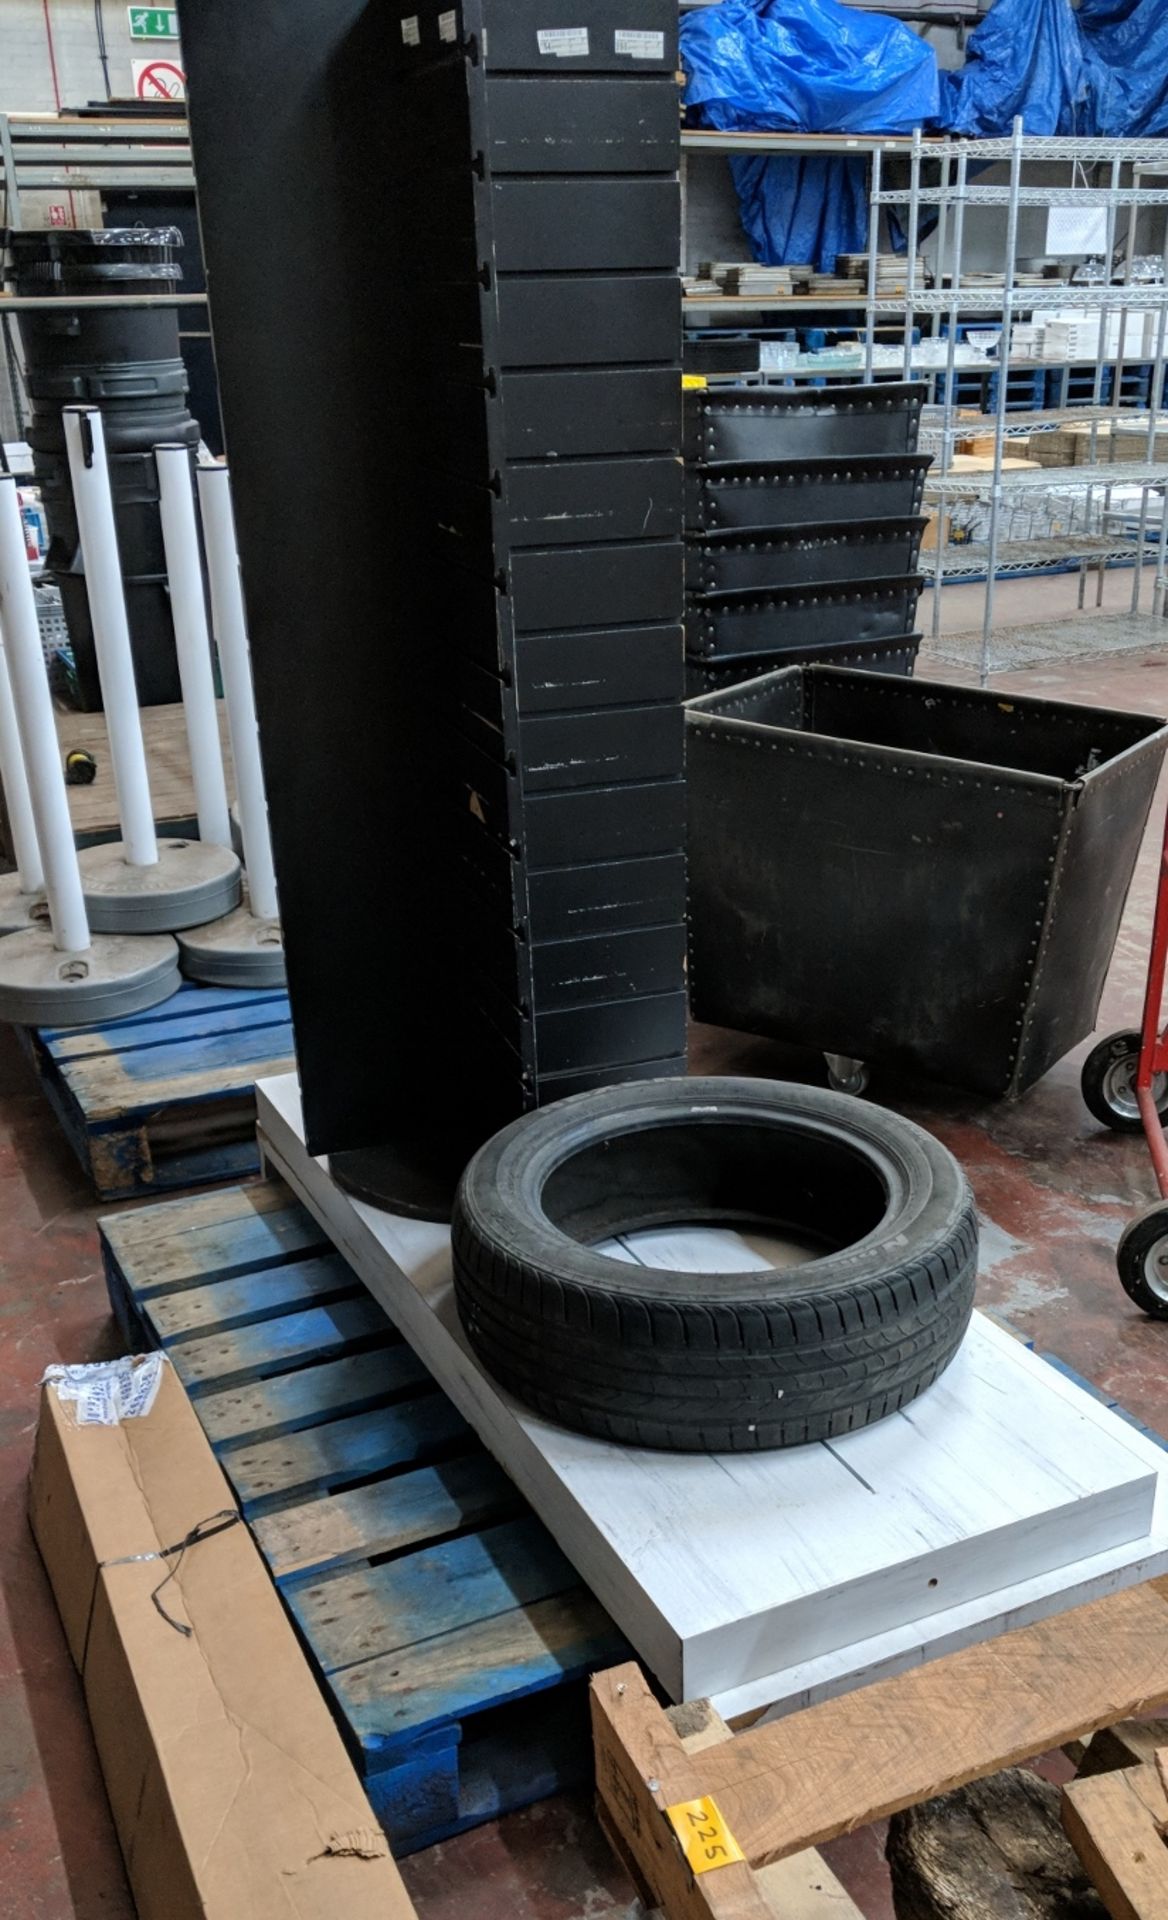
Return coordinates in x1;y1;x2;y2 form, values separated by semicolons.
0;0;181;112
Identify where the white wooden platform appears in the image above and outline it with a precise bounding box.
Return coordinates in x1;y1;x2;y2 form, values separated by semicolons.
256;1073;1168;1717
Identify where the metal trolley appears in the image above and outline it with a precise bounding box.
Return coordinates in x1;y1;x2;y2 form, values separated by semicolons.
1081;794;1168;1315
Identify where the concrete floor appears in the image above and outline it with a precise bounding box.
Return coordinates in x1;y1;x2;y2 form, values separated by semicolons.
3;623;1168;1919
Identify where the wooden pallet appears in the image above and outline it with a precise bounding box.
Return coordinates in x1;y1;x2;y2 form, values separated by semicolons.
19;980;294;1199
99;1179;629;1856
592;1578;1168;1920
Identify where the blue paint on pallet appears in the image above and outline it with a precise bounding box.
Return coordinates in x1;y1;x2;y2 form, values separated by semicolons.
21;981;294;1199
200;1346;435;1452
290;1516;577;1678
45;990;291;1060
98;1180;630;1855
168;1294;393;1395
227;1392;469;1515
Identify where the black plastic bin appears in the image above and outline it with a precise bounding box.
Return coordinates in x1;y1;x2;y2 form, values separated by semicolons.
685;516;927;595
686;666;1168;1099
686;576;924;660
684;380;926;463
684;632;920;695
685;454;933;533
6;227;201;709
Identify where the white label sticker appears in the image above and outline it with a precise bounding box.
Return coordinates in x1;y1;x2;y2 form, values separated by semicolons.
615;28;665;58
537;26;589;56
401;14;420;45
44;1354;167;1426
438;8;457;41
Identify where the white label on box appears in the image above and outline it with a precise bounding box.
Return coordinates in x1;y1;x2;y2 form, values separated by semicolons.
44;1354;167;1426
615;28;665;57
401;14;420;45
438;8;457;40
537;26;589;55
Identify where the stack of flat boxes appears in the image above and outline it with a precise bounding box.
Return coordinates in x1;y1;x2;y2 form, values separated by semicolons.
396;0;687;1119
683;383;932;695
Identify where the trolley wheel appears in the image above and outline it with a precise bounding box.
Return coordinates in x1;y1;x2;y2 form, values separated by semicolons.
825;1055;871;1098
1117;1202;1168;1319
1081;1030;1168;1134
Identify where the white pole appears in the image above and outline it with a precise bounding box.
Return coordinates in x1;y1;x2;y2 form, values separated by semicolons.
0;630;44;894
197;465;279;922
156;445;232;850
63;406;159;868
0;478;90;953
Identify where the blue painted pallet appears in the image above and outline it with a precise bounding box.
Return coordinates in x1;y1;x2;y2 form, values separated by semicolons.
99;1179;629;1856
18;980;295;1200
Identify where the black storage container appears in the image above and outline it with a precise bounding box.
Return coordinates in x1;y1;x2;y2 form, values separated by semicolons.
686;576;925;661
6;227;201;709
686;666;1168;1098
684;380;926;463
686;517;927;594
685;454;933;532
685;632;920;695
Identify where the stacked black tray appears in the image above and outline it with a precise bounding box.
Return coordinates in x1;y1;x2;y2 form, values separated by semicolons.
684;383;931;694
185;0;686;1200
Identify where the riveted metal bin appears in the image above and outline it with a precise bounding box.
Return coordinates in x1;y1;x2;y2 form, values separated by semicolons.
686;666;1168;1098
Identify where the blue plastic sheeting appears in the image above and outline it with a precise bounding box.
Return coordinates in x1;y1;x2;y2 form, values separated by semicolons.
680;0;940;135
1076;0;1168;135
731;153;870;271
942;0;1168;138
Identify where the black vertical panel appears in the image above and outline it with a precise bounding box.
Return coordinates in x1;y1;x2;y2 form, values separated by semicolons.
183;0;462;1160
184;0;687;1196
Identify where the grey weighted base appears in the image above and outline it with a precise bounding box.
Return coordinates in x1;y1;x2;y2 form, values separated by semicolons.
78;839;242;934
0;928;181;1027
177;899;286;988
0;873;49;937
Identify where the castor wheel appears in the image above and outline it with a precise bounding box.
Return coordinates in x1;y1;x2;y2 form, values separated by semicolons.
1081;1030;1168;1133
1117;1201;1168;1319
825;1053;871;1098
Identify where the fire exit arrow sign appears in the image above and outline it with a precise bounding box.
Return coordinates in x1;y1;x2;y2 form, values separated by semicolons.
127;7;179;37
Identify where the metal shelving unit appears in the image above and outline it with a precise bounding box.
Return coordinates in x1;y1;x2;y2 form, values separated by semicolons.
0;112;194;224
865;122;1168;678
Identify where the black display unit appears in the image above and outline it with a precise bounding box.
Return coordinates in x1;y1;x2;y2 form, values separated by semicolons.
183;0;686;1211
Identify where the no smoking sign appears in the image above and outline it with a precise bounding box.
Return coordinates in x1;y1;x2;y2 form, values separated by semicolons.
132;57;186;100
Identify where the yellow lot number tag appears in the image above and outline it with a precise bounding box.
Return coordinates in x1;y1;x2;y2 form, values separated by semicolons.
665;1795;746;1875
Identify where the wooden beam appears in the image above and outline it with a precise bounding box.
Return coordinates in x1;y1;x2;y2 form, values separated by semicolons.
645;1581;1168;1870
592;1665;776;1920
1062;1762;1168;1920
667;1700;864;1920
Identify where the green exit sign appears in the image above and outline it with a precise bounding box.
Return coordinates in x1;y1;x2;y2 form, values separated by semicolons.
127;7;178;37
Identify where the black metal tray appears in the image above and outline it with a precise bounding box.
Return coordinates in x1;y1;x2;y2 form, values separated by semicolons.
685;381;926;464
685;516;927;594
685;632;920;695
686;577;925;660
685;453;933;532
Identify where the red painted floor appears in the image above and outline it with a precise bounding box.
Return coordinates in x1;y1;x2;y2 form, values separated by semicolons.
2;641;1168;1918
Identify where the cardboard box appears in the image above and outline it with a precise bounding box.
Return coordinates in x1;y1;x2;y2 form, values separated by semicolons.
29;1356;416;1920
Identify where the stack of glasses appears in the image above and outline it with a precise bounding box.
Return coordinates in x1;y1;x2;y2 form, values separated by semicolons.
683;381;932;694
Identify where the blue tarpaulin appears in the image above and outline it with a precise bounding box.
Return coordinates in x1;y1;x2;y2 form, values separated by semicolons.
682;0;1168;268
729;152;871;271
680;0;939;269
681;0;941;135
939;0;1163;137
